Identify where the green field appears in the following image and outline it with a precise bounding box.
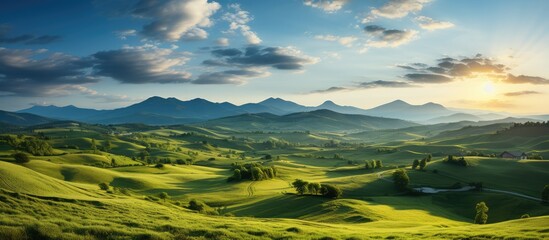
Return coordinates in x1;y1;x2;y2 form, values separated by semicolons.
0;122;548;239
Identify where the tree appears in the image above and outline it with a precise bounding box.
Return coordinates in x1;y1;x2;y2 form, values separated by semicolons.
251;167;265;181
111;158;116;167
13;152;30;163
419;158;427;170
392;169;409;191
159;192;169;202
320;184;342;199
139;150;150;162
375;160;383;168
228;169;242;182
474;201;489;224
103;140;112;152
6;135;19;151
308;182;321;195
542;185;549;203
426;154;432;162
90;139;97;153
412;159;419;169
292;179;309;195
98;182;109;191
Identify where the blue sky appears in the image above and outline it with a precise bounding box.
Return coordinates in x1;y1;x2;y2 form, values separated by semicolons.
0;0;547;113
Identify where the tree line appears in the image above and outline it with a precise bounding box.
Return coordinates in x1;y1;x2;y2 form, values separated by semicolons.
227;162;277;182
291;179;342;199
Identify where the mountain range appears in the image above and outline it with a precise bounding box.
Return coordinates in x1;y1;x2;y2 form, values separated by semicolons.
5;96;544;127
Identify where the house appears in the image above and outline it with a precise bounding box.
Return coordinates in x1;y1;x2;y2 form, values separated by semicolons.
499;151;528;160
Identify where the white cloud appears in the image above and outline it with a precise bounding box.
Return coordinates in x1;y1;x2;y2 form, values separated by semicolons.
115;29;137;40
363;0;431;23
415;16;454;30
222;4;262;45
314;35;357;47
303;0;348;13
216;37;229;46
132;0;221;41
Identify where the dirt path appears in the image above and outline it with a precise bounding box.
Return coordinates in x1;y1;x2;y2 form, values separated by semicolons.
484;188;541;202
247;181;256;197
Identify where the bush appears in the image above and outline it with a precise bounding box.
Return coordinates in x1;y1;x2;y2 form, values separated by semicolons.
154;163;164;168
13;152;30;163
187;199;218;215
320;184;342;199
521;214;530;219
98;182;110;191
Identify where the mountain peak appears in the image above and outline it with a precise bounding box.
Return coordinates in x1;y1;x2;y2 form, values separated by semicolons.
319;100;338;107
387;99;410;106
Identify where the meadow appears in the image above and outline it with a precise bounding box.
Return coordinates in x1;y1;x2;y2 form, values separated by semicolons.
0;121;548;239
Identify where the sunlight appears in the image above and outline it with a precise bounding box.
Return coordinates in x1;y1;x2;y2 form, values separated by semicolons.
483;81;496;94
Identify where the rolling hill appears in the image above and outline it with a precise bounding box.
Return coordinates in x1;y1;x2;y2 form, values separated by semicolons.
196;109;419;132
0;110;54;126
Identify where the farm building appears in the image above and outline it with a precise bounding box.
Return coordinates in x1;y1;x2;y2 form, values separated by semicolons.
499;151;527;159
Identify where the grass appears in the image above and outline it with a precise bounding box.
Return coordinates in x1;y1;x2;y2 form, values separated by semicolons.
0;122;548;239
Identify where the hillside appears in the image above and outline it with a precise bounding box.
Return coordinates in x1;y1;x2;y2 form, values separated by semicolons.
0;110;54;126
197;109;420;132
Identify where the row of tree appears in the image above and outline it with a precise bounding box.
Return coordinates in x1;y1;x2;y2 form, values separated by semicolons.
411;154;431;170
3;135;54;156
227;162;278;182
291;179;342;198
365;160;383;169
443;155;469;166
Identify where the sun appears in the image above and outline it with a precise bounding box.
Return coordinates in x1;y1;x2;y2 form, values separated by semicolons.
483;81;496;94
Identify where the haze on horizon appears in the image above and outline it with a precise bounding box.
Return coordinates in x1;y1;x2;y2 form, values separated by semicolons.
0;0;548;114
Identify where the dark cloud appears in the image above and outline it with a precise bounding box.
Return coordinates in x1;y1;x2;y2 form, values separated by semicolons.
363;25;417;48
92;46;192;84
312;80;415;93
404;73;452;83
211;48;243;57
204;46;319;70
396;64;416;70
358;80;415;88
0;48;95;97
0;25;61;45
364;25;385;33
193;69;268;84
25;35;62;45
504;90;541;97
504;74;549;84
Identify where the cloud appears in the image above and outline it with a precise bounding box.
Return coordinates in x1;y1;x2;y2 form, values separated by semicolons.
115;29;137;39
131;0;221;41
193;69;269;84
415;16;454;30
222;4;262;45
203;46;319;70
363;25;418;49
0;48;96;97
59;85;136;102
363;0;431;23
92;45;192;84
397;54;547;85
216;37;229;46
504;91;541;97
303;0;348;12
0;25;61;45
404;73;452;83
312;80;415;93
314;35;357;47
504;74;549;84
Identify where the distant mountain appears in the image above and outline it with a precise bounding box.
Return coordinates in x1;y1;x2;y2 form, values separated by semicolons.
19;105;102;121
527;114;549;121
423;113;482;124
196;109;419;132
0;110;54;126
363;100;454;121
17;96;534;126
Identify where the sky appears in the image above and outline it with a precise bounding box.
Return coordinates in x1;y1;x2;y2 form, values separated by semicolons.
0;0;548;114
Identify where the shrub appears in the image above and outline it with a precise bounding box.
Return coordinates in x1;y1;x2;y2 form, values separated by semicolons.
392;169;409;191
154;163;164;168
521;214;530;218
98;182;109;191
187;199;218;215
13;152;30;163
320;184;342;199
474;201;489;224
